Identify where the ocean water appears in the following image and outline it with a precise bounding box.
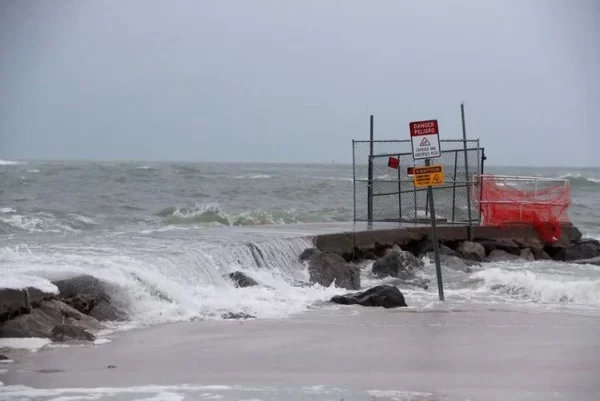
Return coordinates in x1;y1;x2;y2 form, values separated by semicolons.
1;159;600;332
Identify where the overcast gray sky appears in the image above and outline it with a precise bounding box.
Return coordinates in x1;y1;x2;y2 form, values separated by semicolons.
1;0;598;166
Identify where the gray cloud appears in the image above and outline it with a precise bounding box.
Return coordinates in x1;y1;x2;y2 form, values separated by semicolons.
1;0;598;166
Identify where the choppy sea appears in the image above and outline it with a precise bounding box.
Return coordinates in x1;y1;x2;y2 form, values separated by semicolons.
1;159;600;330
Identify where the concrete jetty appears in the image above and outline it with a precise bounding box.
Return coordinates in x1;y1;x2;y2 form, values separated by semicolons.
313;222;582;256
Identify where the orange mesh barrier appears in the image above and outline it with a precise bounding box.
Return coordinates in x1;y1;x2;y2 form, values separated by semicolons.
476;175;571;243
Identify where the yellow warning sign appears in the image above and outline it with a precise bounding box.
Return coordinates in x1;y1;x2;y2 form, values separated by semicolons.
413;165;445;188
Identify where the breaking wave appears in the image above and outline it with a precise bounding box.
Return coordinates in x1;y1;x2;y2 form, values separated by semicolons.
0;237;345;326
155;202;349;226
0;212;98;233
558;173;600;187
472;265;600;307
0;159;27;166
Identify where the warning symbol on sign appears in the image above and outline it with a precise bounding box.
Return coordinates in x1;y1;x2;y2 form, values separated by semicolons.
419;137;431;147
432;174;443;184
413;165;445;187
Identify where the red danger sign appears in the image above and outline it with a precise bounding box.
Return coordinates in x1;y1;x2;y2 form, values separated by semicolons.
409;120;439;136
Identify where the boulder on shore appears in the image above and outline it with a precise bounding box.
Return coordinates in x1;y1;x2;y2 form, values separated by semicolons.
302;249;361;290
227;272;259;288
0;299;101;338
416;240;459;258
50;324;95;342
52;275;124;321
457;241;486;262
0;287;55;322
330;285;407;309
372;251;423;280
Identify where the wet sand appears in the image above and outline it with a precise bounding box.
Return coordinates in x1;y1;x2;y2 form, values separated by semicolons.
2;306;600;401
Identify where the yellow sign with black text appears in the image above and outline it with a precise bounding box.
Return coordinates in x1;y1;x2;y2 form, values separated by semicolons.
413;165;445;188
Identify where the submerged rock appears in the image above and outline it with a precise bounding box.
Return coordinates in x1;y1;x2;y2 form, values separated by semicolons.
457;241;486;262
330;285;407;309
221;312;256;320
50;324;95;342
227;272;259;288
304;250;361;290
372;251;423;280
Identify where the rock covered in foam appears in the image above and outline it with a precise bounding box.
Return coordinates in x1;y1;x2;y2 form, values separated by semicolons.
330;285;407;308
227;272;259;288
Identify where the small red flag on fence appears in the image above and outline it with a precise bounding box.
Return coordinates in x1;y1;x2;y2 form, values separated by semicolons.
388;157;400;169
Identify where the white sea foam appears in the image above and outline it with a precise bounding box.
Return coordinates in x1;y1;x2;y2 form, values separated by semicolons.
0;338;51;351
0;159;27;166
0;208;16;214
473;265;600;306
234;174;272;180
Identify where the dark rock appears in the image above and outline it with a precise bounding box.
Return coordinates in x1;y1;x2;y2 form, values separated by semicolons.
384;244;403;257
107;365;117;369
88;299;127;322
40;299;103;331
457;241;486;262
299;248;319;262
27;288;54;308
52;275;123;321
330;285;407;309
0;299;102;338
514;238;545;251
305;250;361;290
0;308;59;338
0;289;30;322
50;324;95;342
372;251;423;280
520;248;535;261
486;249;520;262
533;248;552;260
221;312;256;320
477;239;521;256
552;242;600;261
227;272;259;288
0;354;9;360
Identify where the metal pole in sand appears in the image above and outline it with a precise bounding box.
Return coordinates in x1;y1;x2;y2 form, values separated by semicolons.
426;158;445;301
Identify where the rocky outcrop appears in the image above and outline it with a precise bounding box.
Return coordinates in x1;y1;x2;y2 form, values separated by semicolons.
53;276;123;321
330;285;407;308
457;241;486;262
551;239;600;261
227;272;259;288
0;299;101;338
302;249;360;290
50;324;95;342
372;251;423;280
0;287;55;322
533;248;552;260
477;239;521;256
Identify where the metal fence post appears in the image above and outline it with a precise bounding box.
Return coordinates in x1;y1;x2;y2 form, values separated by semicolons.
452;150;458;222
397;154;402;223
352;140;357;223
461;103;473;240
367;115;374;223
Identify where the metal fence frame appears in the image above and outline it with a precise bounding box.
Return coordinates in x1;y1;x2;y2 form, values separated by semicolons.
352;139;486;228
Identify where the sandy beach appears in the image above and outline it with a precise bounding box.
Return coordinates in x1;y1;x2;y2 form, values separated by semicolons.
2;306;599;401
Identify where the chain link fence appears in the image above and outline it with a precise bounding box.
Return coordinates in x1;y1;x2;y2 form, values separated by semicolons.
353;140;485;225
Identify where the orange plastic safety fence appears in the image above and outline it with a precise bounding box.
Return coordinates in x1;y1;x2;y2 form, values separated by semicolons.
477;176;571;243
